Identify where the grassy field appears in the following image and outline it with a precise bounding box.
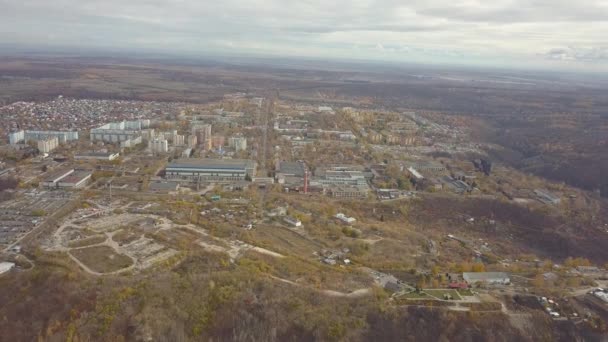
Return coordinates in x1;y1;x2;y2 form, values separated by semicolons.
70;246;133;273
244;224;321;257
112;229;142;246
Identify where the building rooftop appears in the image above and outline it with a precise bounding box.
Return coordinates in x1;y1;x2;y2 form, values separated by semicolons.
58;171;92;184
167;158;255;170
75;151;119;157
278;161;306;177
42;168;74;182
149;181;180;191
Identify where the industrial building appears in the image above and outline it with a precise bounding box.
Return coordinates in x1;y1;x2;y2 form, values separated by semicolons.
74;152;120;161
313;169;368;187
410;161;446;175
325;185;369;198
277;161;307;178
41;168;93;189
165;158;256;181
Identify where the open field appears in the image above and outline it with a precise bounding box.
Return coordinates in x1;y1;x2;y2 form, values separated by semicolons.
67;235;106;248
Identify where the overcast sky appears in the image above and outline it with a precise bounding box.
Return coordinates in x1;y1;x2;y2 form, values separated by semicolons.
1;0;608;70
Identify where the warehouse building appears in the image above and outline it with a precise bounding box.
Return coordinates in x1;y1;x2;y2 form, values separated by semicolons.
165;158;256;181
42;168;75;188
57;171;92;188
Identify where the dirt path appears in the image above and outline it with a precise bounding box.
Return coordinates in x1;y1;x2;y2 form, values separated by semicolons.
270;275;371;298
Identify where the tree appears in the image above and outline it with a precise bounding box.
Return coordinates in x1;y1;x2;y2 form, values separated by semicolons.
532;274;546;288
471;263;486;272
31;209;46;217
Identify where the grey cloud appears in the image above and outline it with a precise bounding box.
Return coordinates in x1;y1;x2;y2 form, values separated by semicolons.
544;47;608;61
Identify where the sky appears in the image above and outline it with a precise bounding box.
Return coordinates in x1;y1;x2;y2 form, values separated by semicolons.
1;0;608;71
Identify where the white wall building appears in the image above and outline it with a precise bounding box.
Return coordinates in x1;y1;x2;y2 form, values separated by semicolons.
90;120;148;143
229;136;248;152
173;134;185;146
8;130;25;145
37;136;59;153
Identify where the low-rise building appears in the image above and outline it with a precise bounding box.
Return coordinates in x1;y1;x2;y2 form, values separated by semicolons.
463;272;510;285
74;152;120;161
0;262;15;275
407;167;424;180
335;213;356;225
326;185;369;199
284;216;302;227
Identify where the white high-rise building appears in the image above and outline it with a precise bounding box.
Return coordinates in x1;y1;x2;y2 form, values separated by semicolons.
192;124;212;151
37;136;59;153
229;136;247;152
173;134;185;146
8;131;25;145
148;138;169;154
187;135;198;148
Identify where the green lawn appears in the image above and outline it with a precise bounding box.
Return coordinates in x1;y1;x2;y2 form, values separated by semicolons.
457;289;474;296
399;291;431;299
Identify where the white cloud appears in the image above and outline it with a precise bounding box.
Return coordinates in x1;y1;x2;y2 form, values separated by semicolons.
0;0;607;70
